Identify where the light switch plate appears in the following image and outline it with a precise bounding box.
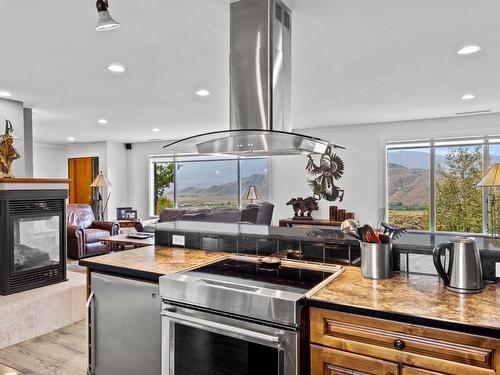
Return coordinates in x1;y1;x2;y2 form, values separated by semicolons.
172;235;185;247
496;262;500;278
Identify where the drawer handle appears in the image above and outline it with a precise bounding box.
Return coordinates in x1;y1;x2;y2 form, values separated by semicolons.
393;339;405;350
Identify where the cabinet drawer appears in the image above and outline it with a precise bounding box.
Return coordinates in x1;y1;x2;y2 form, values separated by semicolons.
310;308;499;375
401;366;446;375
311;344;399;375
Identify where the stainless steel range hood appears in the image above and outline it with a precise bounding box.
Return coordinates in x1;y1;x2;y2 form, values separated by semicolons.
164;0;343;156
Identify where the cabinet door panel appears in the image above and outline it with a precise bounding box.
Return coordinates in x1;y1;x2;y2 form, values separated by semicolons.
311;344;399;375
310;308;499;375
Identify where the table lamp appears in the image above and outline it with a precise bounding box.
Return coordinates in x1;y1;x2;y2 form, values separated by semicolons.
477;163;500;235
243;185;262;204
90;171;112;221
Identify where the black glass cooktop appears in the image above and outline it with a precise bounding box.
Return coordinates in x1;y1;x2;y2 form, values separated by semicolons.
190;259;334;293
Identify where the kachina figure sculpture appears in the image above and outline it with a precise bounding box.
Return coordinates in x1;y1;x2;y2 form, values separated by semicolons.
0;120;20;178
306;144;345;201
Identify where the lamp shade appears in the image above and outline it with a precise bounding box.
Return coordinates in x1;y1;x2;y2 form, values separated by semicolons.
243;185;262;201
477;164;500;187
90;172;112;188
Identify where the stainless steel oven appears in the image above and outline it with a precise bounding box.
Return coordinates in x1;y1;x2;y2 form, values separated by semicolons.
161;302;298;375
159;256;340;375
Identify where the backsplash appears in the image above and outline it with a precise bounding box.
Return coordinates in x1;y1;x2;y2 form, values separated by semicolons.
154;222;500;281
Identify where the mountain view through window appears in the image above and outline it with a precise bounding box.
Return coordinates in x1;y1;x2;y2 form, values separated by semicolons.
387;141;500;233
153;158;268;213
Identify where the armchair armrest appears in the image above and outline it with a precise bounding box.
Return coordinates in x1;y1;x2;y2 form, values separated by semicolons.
92;221;120;235
67;224;84;238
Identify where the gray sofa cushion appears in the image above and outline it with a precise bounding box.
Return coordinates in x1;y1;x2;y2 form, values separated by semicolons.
247;202;275;226
241;206;259;224
204;209;242;223
181;213;206;221
158;202;274;225
160;209;187;222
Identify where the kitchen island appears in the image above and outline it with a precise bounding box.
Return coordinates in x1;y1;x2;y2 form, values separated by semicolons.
80;233;500;375
81;246;500;337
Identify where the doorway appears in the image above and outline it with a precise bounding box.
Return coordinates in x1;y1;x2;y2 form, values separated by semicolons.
68;157;99;210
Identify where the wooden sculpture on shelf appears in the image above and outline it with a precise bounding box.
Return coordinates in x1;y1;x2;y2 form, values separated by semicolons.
286;196;319;219
306;144;345;201
0;120;20;178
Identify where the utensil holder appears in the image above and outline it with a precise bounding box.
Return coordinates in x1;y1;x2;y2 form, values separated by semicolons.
360;241;393;279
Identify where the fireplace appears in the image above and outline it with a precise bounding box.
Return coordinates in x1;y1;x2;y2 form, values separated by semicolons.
0;188;67;295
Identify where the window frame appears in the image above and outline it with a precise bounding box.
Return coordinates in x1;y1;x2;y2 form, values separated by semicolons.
149;155;270;216
386;136;499;234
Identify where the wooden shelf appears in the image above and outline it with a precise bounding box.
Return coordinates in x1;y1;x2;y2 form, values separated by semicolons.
279;218;342;227
0;178;70;183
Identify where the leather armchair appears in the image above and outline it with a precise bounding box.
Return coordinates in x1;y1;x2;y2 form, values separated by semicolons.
67;204;120;259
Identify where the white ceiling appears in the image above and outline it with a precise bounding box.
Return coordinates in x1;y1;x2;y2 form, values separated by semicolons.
0;0;499;144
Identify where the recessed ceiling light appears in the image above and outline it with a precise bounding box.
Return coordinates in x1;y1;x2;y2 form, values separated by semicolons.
152;127;160;132
456;45;482;55
195;89;210;97
461;93;475;100
107;64;126;73
98;118;109;124
67;137;75;142
0;90;12;97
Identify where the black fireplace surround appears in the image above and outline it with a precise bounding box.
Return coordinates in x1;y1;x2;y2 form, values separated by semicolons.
0;189;67;295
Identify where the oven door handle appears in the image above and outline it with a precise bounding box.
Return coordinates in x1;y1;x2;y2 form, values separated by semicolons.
161;309;283;348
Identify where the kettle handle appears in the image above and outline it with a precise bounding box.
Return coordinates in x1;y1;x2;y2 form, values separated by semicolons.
432;243;452;285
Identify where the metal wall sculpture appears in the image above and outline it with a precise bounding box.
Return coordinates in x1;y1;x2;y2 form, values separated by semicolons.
306;145;344;201
0;120;20;178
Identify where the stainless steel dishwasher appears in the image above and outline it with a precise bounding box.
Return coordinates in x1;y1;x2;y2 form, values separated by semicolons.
87;273;162;375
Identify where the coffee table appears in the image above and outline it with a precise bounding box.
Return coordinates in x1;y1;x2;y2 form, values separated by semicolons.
99;233;154;249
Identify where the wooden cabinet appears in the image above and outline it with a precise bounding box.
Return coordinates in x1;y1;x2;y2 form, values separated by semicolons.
310;308;500;375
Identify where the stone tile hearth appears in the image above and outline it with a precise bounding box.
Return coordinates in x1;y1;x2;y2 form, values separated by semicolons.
0;271;86;350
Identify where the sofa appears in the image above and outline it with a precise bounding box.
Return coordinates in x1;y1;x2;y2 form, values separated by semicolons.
135;202;275;231
67;204;120;259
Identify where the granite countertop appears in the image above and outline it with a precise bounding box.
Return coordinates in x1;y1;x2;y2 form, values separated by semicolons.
79;246;229;281
80;245;500;335
307;267;500;334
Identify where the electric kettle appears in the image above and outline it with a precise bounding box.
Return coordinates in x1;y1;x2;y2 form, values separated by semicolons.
432;237;483;294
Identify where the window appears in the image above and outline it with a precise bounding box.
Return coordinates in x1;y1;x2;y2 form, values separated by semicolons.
387;147;430;230
435;144;483;233
153;162;175;215
177;159;238;209
152;157;269;214
387;138;495;233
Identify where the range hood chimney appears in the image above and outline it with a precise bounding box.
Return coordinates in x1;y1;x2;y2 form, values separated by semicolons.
164;0;343;156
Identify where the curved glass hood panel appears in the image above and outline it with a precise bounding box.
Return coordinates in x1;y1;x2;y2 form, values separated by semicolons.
163;129;344;156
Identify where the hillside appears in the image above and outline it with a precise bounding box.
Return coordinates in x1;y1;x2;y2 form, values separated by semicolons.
179;173;267;198
388;163;429;208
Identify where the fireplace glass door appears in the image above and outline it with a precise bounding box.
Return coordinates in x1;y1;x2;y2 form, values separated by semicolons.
13;215;61;273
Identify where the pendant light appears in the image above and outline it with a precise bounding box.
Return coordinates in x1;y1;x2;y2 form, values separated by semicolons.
95;0;120;31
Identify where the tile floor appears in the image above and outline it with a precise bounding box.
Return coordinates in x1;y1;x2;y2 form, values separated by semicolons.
0;321;86;375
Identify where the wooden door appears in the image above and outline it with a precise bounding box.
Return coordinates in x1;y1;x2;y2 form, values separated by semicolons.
68;157;96;205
